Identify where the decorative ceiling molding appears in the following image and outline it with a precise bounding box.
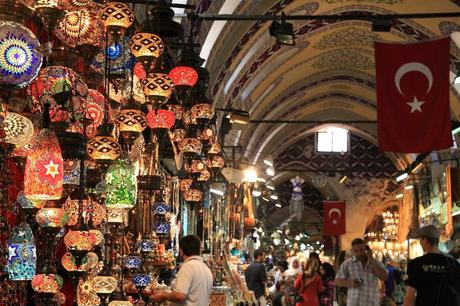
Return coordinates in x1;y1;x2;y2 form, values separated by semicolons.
313;26;381;50
312;48;374;70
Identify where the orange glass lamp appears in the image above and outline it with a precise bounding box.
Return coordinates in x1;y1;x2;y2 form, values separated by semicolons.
64;230;97;252
35;207;68;228
178;137;202;161
141;73;174;104
191;103;215;126
99;2;134;39
24;127;64;201
87;123;121;168
129;32;164;72
63;197;106;227
32;273;63;294
115;98;147;142
184;188;203;204
61;251;98;272
207;155;225;172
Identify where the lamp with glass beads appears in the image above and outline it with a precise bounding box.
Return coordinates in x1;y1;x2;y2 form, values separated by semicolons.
99;2;134;40
105;155;137;209
129;32;164;73
141;72;174;105
115;98;147;143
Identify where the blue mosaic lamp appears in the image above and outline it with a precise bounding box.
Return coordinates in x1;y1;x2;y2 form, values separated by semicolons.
0;21;43;88
153;221;171;235
152;202;171;215
7;222;36;280
105;156;137;208
136;239;155;254
123;255;142;270
91;37;134;77
132;273;151;291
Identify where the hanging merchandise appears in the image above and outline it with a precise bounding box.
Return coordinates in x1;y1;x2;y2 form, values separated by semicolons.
105;156;138;208
7;222;36;281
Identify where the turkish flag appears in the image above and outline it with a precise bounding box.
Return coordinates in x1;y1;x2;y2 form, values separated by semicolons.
375;37;452;153
323;201;346;236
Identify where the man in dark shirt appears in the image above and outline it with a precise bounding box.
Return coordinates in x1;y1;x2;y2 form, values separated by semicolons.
245;250;267;305
404;225;460;306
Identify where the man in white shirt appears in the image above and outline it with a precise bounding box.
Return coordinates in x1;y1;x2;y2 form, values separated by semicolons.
151;235;213;305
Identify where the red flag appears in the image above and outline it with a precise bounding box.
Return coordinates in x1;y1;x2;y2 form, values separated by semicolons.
375;37;452;153
323;201;346;236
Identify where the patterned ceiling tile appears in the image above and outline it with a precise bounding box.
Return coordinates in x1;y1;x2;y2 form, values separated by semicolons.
312;49;374;70
314;27;381;50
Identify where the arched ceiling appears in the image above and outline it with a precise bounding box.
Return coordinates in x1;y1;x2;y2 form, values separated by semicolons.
191;0;460;232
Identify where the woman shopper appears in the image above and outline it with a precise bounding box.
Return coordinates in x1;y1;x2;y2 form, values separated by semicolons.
319;262;335;306
294;257;324;306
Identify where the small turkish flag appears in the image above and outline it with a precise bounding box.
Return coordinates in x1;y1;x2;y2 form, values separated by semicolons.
323;201;346;236
375;37;452;153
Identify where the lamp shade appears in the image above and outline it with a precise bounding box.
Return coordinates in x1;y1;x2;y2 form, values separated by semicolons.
0;20;43;88
35;208;68;228
106;207;126;224
141;73;174;103
132;274;151;289
191;103;215;122
171;128;186;143
61;251;98;272
92;276;118;294
129;32;163;69
184;189;203;203
17;191;45;209
207;141;221;155
146;109;175;129
178;138;202;156
64;230;97;251
63;197;106;227
197;169;211;182
83;89;106;137
31;274;63;293
115;100;147;137
207;155;225;170
3;112;34;147
123;255;142;269
179;179;193;192
152;221;171;235
24;128;64;200
168;66;198;87
87;127;121;162
152;202;171;215
8;222;36;281
136;239;155;253
198;128;214;141
105;157;137;208
99;2;134;33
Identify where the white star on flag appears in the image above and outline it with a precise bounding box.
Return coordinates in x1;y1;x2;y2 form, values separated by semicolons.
407;96;424;113
44;160;60;178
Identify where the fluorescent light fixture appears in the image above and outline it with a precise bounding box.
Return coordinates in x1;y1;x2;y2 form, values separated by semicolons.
263;158;273;167
396;193;403;199
266;166;275;177
256;177;266;183
252;189;262;197
266;184;275;190
262;197;269;202
243;168;258;182
396;172;408;182
452;121;460;135
275;203;282;208
277;229;282;233
270;194;278;200
210;188;224;196
411;163;423;173
339;175;347;184
405;184;414;190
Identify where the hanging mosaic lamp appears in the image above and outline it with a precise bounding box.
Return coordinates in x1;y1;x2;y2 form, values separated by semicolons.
168;66;198;87
197;169;211;183
141;72;174;104
109;298;133;306
64;229;97;252
31;273;63;294
87;124;121;166
123;255;142;270
129;32;164;72
152;201;171;215
35;207;68;228
179;178;193;192
115;98;147;142
184;188;203;204
17;191;45;209
91;36;135;77
7;222;36;281
146;108;175;130
187;159;206;179
132;273;151;291
0;20;43;88
57;0;92;10
24;126;64;201
63;197;106;227
61;251;98;272
105;156;137;208
99;2;134;39
207;155;225;172
92;275;118;295
191;102;215;126
207;140;221;155
178;137;202;160
0;98;6;124
136;239;155;254
106;207;126;224
2;112;34;148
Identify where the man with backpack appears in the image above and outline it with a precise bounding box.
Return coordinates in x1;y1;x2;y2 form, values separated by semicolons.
404;225;460;306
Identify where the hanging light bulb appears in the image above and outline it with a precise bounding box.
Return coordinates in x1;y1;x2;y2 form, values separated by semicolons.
99;2;134;39
105;156;137;208
24;106;64;201
129;32;164;72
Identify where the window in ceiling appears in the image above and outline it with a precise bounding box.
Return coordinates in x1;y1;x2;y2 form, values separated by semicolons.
316;127;349;153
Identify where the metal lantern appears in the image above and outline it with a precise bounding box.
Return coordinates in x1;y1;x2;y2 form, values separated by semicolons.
129;32;164;72
99;2;134;37
0;20;43;88
24;128;64;201
141;73;174;104
105;157;137;209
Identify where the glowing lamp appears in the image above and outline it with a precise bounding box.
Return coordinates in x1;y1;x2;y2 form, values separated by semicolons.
152;202;171;215
129;33;164;71
0;98;6;123
92;276;118;294
171;128;186;143
35;208;68;228
146;109;175;129
168;66;198;87
123;256;142;269
0;21;43;88
184;189;203;203
178;138;202;157
57;0;92;10
63;197;106;227
207;142;221;155
105;157;137;208
153;221;171;235
182;109;197;126
91;37;135;77
187;159;206;179
64;230;97;251
17;191;45;209
136;239;155;254
87;125;121;164
168;104;183;120
8;222;36;281
24;128;63;200
31;274;63;293
198;169;211;182
198;128;214;142
99;2;134;37
191;103;215;125
115;99;147;141
141;73;174;104
207;155;225;171
179;179;193;192
107;207;126;223
132;274;151;291
61;251;98;272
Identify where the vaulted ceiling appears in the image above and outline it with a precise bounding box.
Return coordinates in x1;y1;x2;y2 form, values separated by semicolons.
189;0;460;234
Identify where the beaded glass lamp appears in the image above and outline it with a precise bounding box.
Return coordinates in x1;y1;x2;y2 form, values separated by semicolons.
63;197;106;227
32;274;63;294
191;103;215;126
115;99;147;141
61;251;98;272
35;208;68;228
7;222;36;281
64;230;97;254
184;189;203;203
168;66;198;87
87;125;121;165
2;112;34;148
129;32;163;72
146;108;175;130
24;128;64;200
178;138;202;161
0;20;43;88
105;157;137;208
92;276;118;295
152;202;171;215
91;37;135;77
99;2;134;38
141;73;174;104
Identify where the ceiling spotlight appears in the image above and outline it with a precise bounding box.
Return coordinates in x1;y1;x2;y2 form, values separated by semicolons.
229;109;250;125
269;12;295;46
404;184;414;190
266;183;275;191
275;203;282;208
210;188;224;196
262;197;269;202
243;168;258;183
339;175;347;184
266;166;275;177
263;158;274;167
395;172;408;183
270;194;278;200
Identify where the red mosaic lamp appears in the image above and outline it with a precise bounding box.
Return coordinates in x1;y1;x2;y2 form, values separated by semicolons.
168;66;198;87
24;103;63;201
146;108;175;130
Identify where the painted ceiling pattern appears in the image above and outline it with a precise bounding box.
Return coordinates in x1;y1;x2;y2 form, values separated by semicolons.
313;27;380;49
312;48;374;70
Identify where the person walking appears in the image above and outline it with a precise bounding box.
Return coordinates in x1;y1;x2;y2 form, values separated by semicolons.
403;225;460;306
319;262;335;306
293;257;324;306
335;238;388;306
150;235;213;306
245;249;268;306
